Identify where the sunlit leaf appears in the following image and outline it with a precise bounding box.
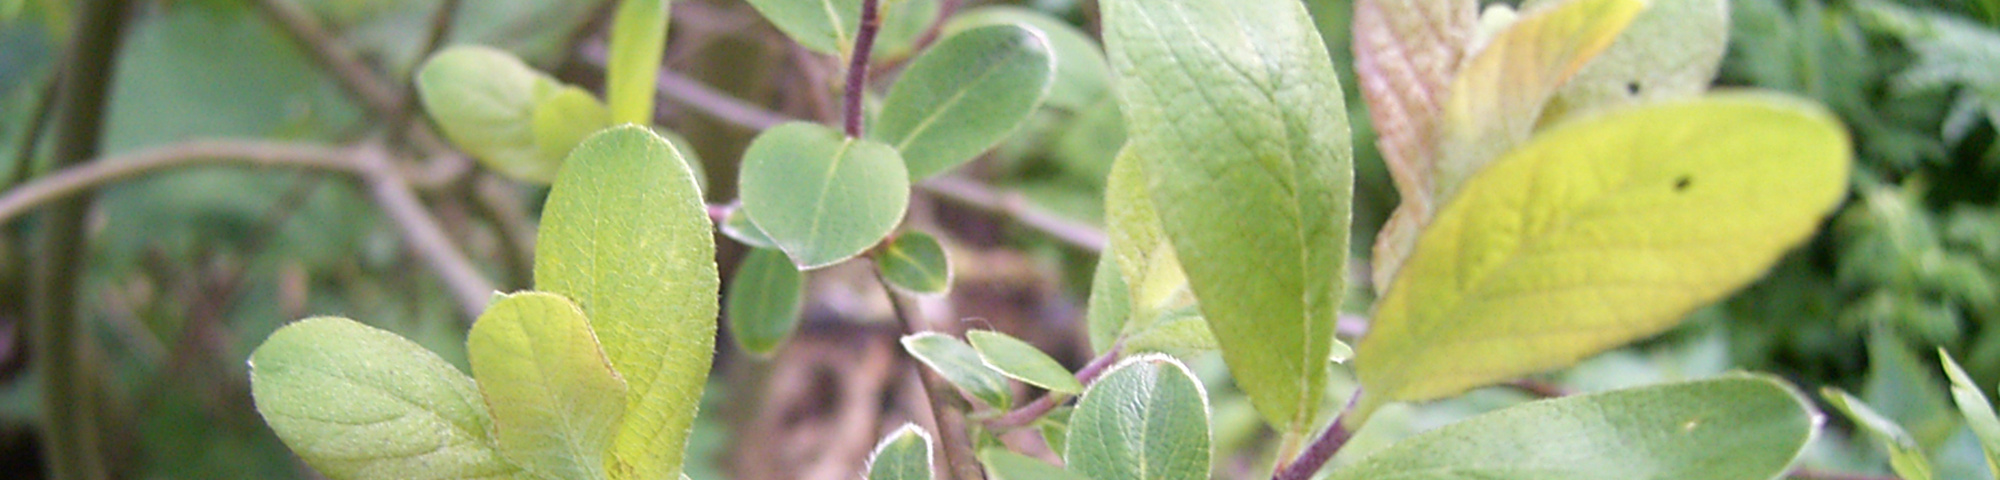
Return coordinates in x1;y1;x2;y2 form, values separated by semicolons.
738;122;910;269
1533;0;1730;123
416;45;567;183
468;292;627;480
530;86;612;165
606;0;668;125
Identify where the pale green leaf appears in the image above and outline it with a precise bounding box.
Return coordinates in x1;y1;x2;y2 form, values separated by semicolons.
978;448;1090;480
1084;254;1131;355
417;45;566;183
1940;351;2000;475
1356;95;1852;409
738;122;910;269
1101;0;1352;436
1533;0;1730;123
968;330;1083;394
866;424;935;480
726;248;806;357
1063;355;1210;480
902;332;1013;410
468;292;627;480
873;24;1055;180
250;317;522;480
1375;0;1644;288
530;86;612;165
945;6;1113;111
877;231;952;295
656;128;709;195
1103;149;1193;339
743;0;940;57
1123;306;1217;356
719;206;778;249
536;126;718;479
606;0;668;125
1825;388;1937;480
1328;376;1817;480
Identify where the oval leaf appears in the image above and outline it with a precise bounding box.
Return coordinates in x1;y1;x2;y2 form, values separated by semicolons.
417;45;567;183
607;0;668;125
536;126;718;479
468;292;628;480
1356;95;1853;406
739;122;910;269
1534;0;1730;123
967;330;1084;394
866;424;935;480
877;231;952;295
1101;0;1353;436
1328;376;1818;480
726;248;806;357
946;6;1113;111
873;24;1055;180
250;317;521;480
901;332;1013;410
719;206;778;249
1824;388;1936;480
531;86;612;164
979;448;1091;480
1084;254;1133;354
1941;351;2000;474
1063;355;1210;480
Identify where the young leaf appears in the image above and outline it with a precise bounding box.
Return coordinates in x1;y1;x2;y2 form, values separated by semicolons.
536;126;718;479
606;0;668;125
1375;0;1644;288
1328;376;1817;480
250;317;521;480
1063;355;1210;480
945;6;1113;111
726;248;806;357
866;424;935;480
530;86;612;164
1103;149;1193;338
901;332;1013;409
738;122;910;270
1824;388;1937;480
1084;254;1131;354
468;292;628;480
1356;95;1852;407
978;448;1090;480
416;45;566;183
1940;351;2000;474
1354;0;1476;293
1532;0;1731;123
1100;0;1352;437
967;330;1084;395
873;24;1054;180
876;231;951;295
719;206;779;250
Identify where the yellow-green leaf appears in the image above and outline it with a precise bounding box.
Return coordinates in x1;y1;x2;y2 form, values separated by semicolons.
1101;0;1352;437
416;45;566;183
530;86;612;165
1533;0;1731;124
250;317;522;480
1354;0;1476;292
606;0;667;125
1941;350;2000;475
1374;0;1644;288
1356;94;1852;409
536;126;718;479
468;292;627;480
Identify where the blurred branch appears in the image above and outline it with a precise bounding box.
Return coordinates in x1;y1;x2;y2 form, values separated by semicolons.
581;42;795;131
4;78;57;190
32;0;134;478
876;269;984;480
0;139;496;318
250;0;404;118
920;176;1107;252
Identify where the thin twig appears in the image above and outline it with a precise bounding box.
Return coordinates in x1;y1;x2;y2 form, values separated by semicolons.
843;0;883;137
32;0;132;478
876;269;985;480
470;175;535;289
579;42;794;131
352;144;496;319
920;176;1107;252
250;0;403;118
1272;392;1361;480
985;341;1123;431
5;78;58;190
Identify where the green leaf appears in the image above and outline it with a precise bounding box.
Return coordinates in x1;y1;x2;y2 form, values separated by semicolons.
417;45;568;183
1101;0;1353;436
1355;94;1852;408
901;332;1013;410
656;128;709;195
1328;376;1817;480
978;448;1090;480
1825;388;1936;480
877;231;952;295
530;86;613;165
1532;0;1730;123
606;0;668;125
967;330;1084;394
873;24;1054;180
250;317;521;480
945;6;1113;111
1123;306;1217;356
468;292;627;480
1084;254;1132;354
743;0;939;57
1940;351;2000;475
1103;150;1192;339
738;122;910;269
726;248;806;357
866;424;934;480
536;125;718;479
719;206;778;249
1064;355;1210;480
